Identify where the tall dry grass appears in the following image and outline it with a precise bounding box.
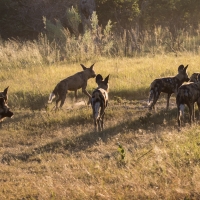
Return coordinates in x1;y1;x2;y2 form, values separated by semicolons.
1;52;200;109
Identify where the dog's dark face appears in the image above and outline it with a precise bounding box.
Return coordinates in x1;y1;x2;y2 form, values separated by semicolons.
0;97;13;121
177;65;189;82
0;86;9;103
189;73;200;83
81;63;96;78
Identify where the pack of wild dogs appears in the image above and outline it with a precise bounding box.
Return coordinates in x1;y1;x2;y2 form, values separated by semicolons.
1;63;200;131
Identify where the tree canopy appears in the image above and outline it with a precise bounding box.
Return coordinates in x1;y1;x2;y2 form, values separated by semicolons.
0;0;199;40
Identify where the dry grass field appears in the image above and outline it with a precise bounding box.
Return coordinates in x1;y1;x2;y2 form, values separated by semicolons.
1;53;200;199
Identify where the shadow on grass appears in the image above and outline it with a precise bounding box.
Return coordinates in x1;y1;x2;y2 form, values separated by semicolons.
109;88;149;100
10;91;48;110
8;87;150;110
1;107;179;164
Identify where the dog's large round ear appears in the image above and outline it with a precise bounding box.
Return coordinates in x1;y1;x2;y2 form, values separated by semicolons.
96;74;103;84
90;63;95;70
3;86;9;95
104;74;110;84
178;65;184;73
184;65;188;71
80;64;87;70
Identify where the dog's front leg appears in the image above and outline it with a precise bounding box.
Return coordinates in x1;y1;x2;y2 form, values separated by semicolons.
197;98;200;120
82;87;92;105
188;104;193;124
177;106;181;127
60;94;67;108
192;103;195;122
100;113;105;131
74;90;78;102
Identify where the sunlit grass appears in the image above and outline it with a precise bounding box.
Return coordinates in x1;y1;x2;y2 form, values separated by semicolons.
1;52;200;199
1;53;199;110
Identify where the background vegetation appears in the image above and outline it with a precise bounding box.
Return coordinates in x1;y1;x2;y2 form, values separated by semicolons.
1;0;200;40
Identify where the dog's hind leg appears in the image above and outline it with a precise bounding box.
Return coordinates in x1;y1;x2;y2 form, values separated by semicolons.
97;119;101;132
74;90;78;102
100;113;105;131
188;103;193;124
192;103;195;122
166;93;171;110
177;104;181;127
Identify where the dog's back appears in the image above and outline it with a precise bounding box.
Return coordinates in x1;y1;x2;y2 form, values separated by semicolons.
91;74;109;131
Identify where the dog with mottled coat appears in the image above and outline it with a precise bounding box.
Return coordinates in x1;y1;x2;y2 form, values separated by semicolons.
0;86;9;103
48;64;96;109
189;72;200;82
176;74;200;127
91;74;109;132
148;65;189;111
0;87;13;122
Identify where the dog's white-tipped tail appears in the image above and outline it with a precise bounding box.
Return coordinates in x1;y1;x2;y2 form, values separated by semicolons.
148;90;154;105
48;93;56;103
94;102;101;120
179;104;184;117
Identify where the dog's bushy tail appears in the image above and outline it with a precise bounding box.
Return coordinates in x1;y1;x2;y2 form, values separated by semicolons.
148;89;154;105
92;92;102;120
176;90;187;124
48;93;56;103
48;84;59;103
148;80;158;106
179;104;185;118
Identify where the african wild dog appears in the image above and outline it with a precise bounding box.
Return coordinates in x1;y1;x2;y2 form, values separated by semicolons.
176;74;200;127
0;97;14;122
189;72;200;82
0;86;12;121
148;65;189;111
91;74;109;132
48;64;96;109
0;86;9;103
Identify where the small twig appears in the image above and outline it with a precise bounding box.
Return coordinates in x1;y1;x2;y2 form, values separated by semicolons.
136;148;153;162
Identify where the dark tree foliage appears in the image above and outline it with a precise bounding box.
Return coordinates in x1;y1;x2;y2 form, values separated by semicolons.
96;0;200;33
0;0;78;40
140;0;200;31
96;0;140;30
0;0;199;40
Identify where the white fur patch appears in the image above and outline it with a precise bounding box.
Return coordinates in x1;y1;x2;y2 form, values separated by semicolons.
148;90;154;105
48;93;55;103
94;102;101;119
179;104;184;117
